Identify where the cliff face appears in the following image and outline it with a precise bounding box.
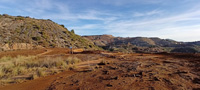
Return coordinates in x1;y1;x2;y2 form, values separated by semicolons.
0;14;99;51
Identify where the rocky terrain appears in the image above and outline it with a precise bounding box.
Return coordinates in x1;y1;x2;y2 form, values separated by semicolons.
84;35;200;53
47;53;200;90
0;14;99;51
1;49;199;90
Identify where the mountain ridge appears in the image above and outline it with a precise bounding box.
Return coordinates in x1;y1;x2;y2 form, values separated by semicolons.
83;35;200;53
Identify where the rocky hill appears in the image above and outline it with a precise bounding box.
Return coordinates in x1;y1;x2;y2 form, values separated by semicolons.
83;35;115;46
84;35;200;53
0;14;99;51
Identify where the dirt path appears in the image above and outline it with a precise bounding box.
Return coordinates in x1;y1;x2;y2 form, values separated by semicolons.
0;71;75;90
76;59;102;68
36;49;53;56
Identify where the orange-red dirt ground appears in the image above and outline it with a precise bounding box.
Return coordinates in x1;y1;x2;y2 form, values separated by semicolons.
0;48;200;90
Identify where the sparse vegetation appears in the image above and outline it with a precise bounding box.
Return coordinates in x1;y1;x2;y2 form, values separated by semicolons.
0;55;81;85
15;16;25;20
84;35;200;53
32;36;41;41
0;14;99;50
171;47;199;53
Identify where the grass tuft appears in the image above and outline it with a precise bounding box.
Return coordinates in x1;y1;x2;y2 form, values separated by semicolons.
0;55;81;85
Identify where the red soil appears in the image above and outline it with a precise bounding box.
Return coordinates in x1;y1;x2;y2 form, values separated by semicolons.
0;49;199;90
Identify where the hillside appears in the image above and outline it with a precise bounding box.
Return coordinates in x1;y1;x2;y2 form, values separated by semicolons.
84;35;200;53
83;35;179;47
83;35;115;46
0;14;99;51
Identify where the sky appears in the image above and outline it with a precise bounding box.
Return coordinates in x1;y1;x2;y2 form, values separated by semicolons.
0;0;200;42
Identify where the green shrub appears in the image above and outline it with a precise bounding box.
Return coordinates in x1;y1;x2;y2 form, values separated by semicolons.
15;16;25;20
33;24;40;29
15;28;21;33
32;36;41;41
2;14;9;18
60;24;65;28
71;29;75;33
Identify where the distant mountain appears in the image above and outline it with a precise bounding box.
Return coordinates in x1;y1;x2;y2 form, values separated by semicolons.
0;14;99;51
84;35;200;53
187;41;200;46
83;35;115;46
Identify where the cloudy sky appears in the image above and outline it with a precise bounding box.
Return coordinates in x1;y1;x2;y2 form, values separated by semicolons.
0;0;200;41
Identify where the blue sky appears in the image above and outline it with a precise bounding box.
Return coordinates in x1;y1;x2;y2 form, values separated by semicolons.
1;0;200;41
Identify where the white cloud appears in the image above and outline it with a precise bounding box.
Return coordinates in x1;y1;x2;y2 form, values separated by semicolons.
151;25;200;41
133;10;163;17
33;0;53;10
71;24;101;30
101;0;164;6
102;8;200;41
69;24;105;35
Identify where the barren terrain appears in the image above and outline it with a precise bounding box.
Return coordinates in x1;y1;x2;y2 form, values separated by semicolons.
0;49;200;90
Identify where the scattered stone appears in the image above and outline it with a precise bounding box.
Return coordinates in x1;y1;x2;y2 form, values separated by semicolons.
153;77;160;81
193;78;200;84
106;84;112;87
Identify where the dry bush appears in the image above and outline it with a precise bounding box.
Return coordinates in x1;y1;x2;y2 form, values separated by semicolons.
65;57;81;64
0;56;12;63
36;68;46;77
0;66;4;78
39;57;68;68
30;74;38;80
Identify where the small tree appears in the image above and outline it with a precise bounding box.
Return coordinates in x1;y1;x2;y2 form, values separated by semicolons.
71;29;75;34
3;14;9;16
60;24;65;28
